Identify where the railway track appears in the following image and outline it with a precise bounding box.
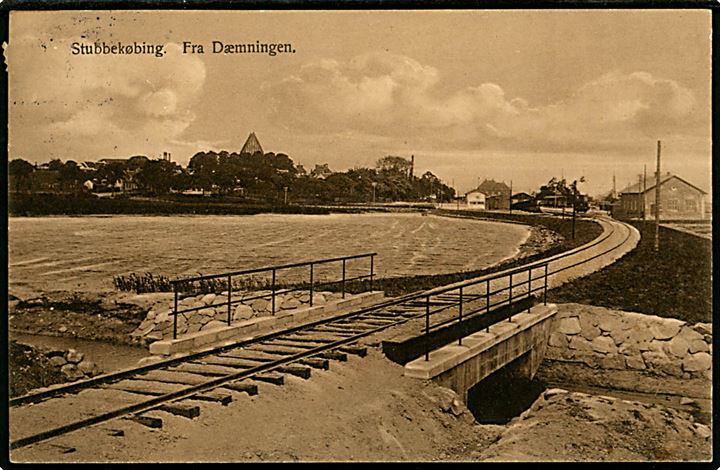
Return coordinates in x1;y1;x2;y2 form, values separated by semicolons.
9;215;636;453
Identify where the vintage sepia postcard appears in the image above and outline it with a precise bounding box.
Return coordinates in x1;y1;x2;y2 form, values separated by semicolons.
5;8;713;464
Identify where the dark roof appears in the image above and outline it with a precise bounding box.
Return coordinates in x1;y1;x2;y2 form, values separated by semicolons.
241;132;264;155
468;179;511;195
619;173;707;195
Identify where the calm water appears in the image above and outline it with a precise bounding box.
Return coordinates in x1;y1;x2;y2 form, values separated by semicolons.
11;333;150;372
9;213;529;294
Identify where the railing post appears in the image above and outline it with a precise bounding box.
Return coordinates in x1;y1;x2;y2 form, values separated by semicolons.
369;254;374;292
458;287;463;346
509;272;513;306
508;273;513;322
527;268;532;313
341;259;346;299
544;263;548;305
425;295;430;361
271;268;276;315
486;279;490;333
173;288;178;340
309;263;314;307
227;275;232;326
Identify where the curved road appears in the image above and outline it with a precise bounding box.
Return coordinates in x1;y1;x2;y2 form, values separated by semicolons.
539;215;639;290
425;214;640;304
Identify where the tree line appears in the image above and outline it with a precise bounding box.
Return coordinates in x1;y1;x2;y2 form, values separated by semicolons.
8;152;456;204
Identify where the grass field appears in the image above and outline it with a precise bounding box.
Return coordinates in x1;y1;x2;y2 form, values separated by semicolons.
548;221;712;323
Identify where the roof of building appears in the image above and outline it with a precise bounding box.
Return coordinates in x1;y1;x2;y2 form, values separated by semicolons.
467;179;511;195
619;173;707;195
241;132;264;155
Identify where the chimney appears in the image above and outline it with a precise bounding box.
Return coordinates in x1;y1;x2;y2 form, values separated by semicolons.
410;155;414;178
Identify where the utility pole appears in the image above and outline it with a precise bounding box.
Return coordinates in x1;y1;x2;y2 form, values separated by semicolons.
612;173;616;199
509;180;513;214
643;165;647;220
571;180;577;239
638;174;643;220
654;141;661;252
283;186;288;205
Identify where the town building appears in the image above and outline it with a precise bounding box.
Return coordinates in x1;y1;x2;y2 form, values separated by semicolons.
511;192;535;210
615;172;707;220
465;189;486;209
310;163;333;180
465;179;511;210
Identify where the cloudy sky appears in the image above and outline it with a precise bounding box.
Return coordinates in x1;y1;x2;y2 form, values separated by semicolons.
8;10;711;196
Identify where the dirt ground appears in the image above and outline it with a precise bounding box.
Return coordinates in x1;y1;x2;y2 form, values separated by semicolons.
6;221;712;463
8;291;147;345
9;347;712;463
476;387;712;462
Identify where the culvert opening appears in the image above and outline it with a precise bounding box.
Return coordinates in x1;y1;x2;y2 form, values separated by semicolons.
466;355;546;425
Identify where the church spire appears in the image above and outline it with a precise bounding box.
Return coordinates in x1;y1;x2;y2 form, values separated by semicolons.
241;132;264;155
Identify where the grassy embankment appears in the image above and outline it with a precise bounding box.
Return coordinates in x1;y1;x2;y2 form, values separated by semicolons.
8;192;395;216
548;221;712;324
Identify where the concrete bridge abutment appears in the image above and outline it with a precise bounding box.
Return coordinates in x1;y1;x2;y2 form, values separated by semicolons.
404;303;558;404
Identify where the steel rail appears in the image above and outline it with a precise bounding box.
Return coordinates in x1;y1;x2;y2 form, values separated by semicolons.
9;217;635;451
11;217;630;408
9;290;425;408
9;301;424;451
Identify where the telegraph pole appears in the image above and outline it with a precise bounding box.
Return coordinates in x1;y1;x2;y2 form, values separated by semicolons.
654;141;661;252
612;173;616;199
643;165;647;220
638;174;643;220
509;180;513;214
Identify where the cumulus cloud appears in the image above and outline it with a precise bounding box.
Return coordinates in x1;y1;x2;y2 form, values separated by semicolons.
9;37;206;160
264;52;700;154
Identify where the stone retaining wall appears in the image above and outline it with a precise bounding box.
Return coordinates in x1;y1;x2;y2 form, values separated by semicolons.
130;290;352;342
37;347;102;382
546;303;712;379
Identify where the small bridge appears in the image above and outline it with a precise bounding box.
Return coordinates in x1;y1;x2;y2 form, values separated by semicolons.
395;215;639;403
404;303;557;403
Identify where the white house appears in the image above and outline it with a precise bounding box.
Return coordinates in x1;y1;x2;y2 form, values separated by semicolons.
465;189;486;209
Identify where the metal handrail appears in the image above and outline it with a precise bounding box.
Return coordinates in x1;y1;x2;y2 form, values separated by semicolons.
421;262;549;360
169;252;377;284
170;253;377;339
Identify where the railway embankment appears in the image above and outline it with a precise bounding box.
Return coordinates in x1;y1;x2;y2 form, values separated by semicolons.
545;303;712;379
7;213;713;462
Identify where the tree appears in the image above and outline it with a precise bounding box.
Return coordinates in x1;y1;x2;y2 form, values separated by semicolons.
376;155;412;176
135;159;181;195
96;161;127;190
47;159;64;171
9;159;35;192
58;161;84;192
188;152;220;193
